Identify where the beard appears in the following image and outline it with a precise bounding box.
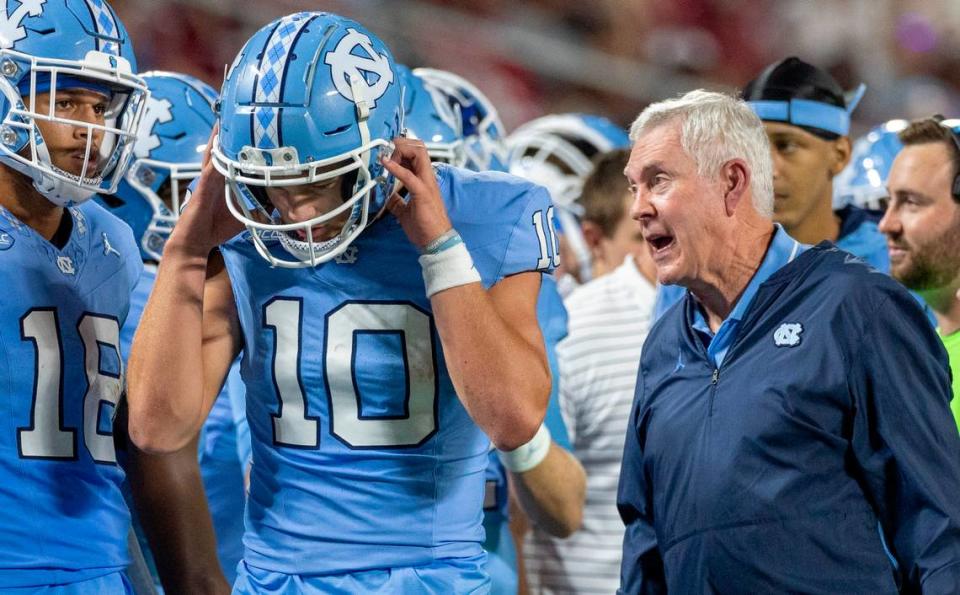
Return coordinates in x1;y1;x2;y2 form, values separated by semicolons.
893;217;960;291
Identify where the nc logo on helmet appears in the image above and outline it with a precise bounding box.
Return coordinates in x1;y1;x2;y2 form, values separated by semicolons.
134;96;173;159
0;0;45;49
324;28;394;107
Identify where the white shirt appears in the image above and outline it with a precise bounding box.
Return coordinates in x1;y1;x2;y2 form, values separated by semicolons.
525;255;657;594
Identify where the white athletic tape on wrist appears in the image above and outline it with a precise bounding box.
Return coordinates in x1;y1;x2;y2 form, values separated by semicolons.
498;423;551;473
419;240;481;297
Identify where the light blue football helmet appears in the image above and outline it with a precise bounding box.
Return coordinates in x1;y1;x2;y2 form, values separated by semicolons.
507;113;630;211
0;0;148;206
833;119;908;211
398;65;464;167
96;72;217;261
507;113;630;283
213;12;403;268
413;67;507;172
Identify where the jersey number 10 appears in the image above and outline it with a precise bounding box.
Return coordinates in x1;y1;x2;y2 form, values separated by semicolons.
265;298;439;450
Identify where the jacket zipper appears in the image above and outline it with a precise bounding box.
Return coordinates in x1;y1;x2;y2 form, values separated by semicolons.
708;367;720;416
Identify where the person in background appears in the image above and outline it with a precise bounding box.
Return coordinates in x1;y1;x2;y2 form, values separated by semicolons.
579;148;654;280
417;66;586;595
880;115;960;426
833;119;908;212
507;113;631;296
97;71;236;593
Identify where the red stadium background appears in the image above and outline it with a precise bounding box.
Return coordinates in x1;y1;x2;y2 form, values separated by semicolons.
113;0;960;135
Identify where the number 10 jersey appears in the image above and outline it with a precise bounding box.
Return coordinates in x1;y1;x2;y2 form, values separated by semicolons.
219;165;557;576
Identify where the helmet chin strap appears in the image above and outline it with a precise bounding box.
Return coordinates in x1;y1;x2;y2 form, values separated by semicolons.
0;147;95;207
349;73;394;224
350;73;372;203
0;110;96;206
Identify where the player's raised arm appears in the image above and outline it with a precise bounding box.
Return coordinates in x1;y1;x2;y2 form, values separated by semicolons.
383;139;550;450
127;152;244;453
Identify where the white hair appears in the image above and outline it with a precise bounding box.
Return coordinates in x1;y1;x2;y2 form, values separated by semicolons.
629;89;774;218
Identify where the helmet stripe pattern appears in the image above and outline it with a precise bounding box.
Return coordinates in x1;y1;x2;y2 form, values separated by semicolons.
84;0;120;55
252;12;313;150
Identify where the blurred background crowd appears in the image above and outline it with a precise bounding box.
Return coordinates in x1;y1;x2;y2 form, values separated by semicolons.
113;0;960;136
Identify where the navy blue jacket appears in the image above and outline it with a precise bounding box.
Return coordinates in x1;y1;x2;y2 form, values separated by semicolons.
618;243;960;594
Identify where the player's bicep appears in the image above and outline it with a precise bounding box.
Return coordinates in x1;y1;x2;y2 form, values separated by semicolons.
200;250;242;416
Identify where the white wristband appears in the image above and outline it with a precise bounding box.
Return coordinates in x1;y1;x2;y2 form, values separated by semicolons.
419;240;481;298
498;423;551;473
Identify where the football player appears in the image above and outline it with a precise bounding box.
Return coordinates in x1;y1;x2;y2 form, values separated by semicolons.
507;113;631;295
409;66;587;594
96;71;240;592
834;119;908;212
0;1;149;591
128;12;553;592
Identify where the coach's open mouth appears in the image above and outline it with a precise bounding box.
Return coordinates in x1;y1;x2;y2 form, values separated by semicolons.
647;233;674;253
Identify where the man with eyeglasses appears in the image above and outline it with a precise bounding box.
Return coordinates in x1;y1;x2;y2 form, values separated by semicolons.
881;117;960;426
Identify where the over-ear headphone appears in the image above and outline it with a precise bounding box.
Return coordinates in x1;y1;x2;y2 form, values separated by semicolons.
933;115;960;199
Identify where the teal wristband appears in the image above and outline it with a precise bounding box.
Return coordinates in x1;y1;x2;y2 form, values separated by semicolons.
423;229;462;255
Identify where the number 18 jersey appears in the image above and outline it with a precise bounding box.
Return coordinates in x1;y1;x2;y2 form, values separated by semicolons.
219;165;556;576
0;203;141;587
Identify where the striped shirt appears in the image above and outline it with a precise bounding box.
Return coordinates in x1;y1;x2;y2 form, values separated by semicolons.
525;256;656;594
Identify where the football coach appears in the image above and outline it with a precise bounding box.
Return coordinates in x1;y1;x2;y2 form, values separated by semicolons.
617;89;960;594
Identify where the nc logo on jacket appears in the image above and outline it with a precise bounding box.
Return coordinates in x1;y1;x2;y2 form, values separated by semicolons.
773;323;803;347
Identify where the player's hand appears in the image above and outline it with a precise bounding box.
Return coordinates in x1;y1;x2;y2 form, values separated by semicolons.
381;137;452;250
170;124;244;255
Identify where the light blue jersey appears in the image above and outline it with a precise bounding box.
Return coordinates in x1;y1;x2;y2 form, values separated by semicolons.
119;265;247;585
218;165;555;579
0;203;141;588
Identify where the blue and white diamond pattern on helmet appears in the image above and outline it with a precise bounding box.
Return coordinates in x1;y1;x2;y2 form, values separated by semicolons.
252;12;313;150
84;0;121;55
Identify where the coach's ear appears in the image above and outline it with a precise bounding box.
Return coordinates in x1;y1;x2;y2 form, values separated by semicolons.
720;158;750;217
